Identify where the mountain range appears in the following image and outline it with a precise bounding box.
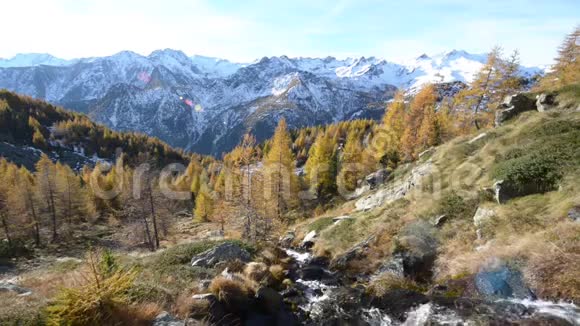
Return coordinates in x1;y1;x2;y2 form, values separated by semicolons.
0;50;544;155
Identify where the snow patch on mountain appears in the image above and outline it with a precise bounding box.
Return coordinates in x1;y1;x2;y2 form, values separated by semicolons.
0;49;545;155
190;55;244;77
0;53;77;68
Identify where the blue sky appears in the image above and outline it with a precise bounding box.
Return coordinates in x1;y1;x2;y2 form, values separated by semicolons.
2;0;578;66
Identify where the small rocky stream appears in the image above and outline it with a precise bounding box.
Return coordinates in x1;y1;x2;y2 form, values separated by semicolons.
153;241;580;325
282;247;580;325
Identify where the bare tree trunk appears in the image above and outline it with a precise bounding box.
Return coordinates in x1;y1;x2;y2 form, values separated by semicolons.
243;166;253;241
0;213;11;246
141;214;154;251
147;181;160;249
66;174;72;225
48;184;58;242
26;192;40;246
474;68;493;130
277;150;282;220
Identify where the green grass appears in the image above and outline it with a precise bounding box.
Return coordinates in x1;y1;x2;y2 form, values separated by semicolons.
132;239;255;296
492;117;580;192
128;282;174;305
434;191;479;220
151;240;255;269
558;83;580;106
51;259;82;273
308;217;335;233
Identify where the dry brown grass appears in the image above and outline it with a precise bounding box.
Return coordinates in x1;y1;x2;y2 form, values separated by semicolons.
243;262;269;283
367;273;423;297
208;274;256;305
20;267;83;298
118;302;163;325
269;264;286;282
258;247;289;267
524;223;580;301
172;290;210;319
0;292;47;325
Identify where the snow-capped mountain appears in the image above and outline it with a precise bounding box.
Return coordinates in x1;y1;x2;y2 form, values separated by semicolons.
0;49;543;155
0;53;79;68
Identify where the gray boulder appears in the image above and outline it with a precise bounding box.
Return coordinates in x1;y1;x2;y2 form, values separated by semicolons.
494;179;551;204
374;254;405;279
330;234;376;270
191;242;251;268
430;214;448;227
255;287;284;314
279;231;295;247
536;93;557;112
388;221;438;282
301;230;317;249
495;94;537;127
153;312;184;326
365;169;390;189
475;259;534;299
568;206;580;222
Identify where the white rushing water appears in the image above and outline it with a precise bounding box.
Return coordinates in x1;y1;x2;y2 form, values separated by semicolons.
362;299;580;326
362;308;394;326
296;279;336;318
284;248;580;325
504;298;580;325
363;303;466;326
284;248;338;319
284;248;312;263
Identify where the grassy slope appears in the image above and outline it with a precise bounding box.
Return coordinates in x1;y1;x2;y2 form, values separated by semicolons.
297;91;580;300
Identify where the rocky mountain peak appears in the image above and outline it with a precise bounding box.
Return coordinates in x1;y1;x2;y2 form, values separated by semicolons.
0;49;544;155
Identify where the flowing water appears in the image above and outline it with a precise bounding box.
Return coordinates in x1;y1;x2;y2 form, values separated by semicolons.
284;248;580;325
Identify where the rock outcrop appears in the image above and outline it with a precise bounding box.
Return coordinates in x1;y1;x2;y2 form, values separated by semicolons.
375;221;438;282
330;234;377;271
355;161;433;211
494;179;552;204
365;169;390;189
191;242;251;268
536;93;558;112
495;94;537;126
374;254;405;278
369;289;430;322
279;231;296;247
301;230;317;249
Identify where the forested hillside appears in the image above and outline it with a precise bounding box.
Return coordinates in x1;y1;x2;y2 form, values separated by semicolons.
0;90;188;167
